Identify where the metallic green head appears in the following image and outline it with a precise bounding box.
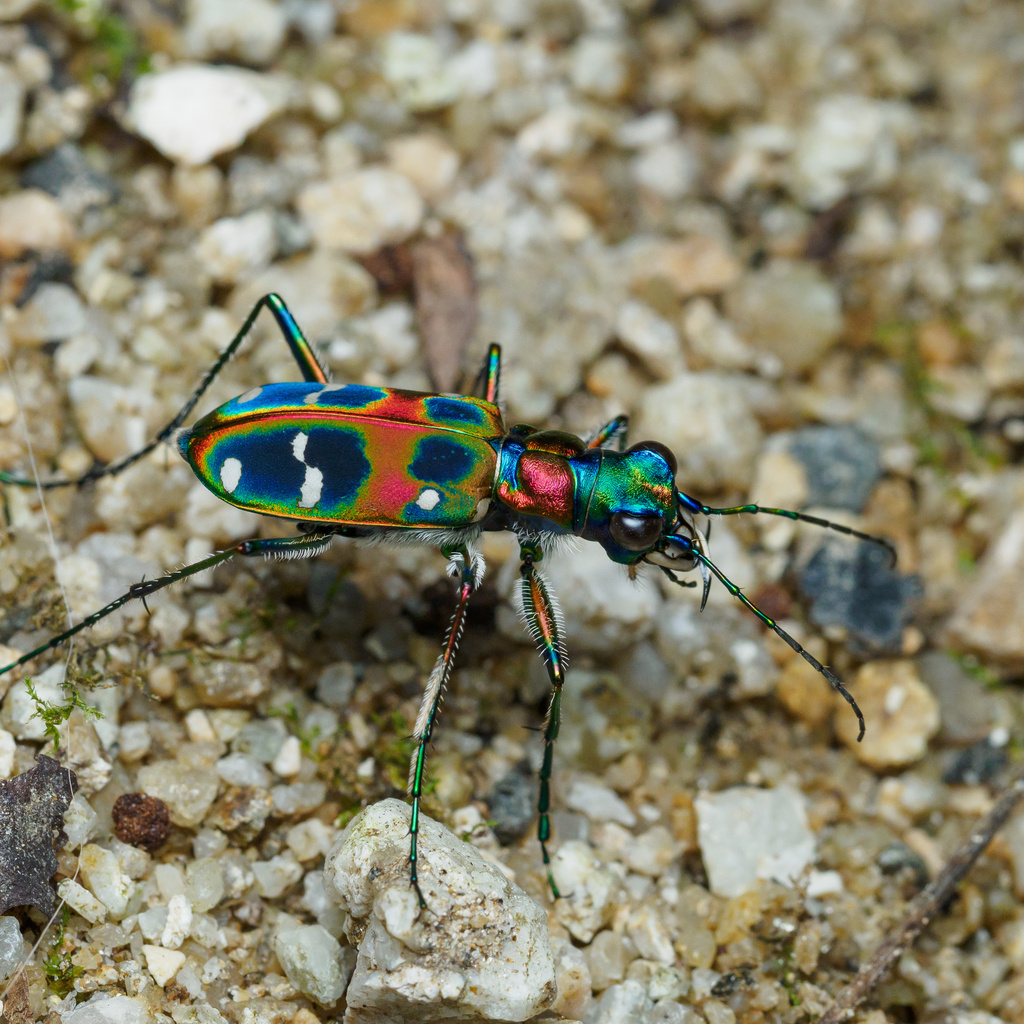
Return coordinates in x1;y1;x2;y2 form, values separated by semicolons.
578;442;678;565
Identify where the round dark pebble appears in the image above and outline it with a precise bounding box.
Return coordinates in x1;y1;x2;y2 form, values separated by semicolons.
877;841;929;890
486;767;535;845
788;425;881;512
799;537;922;652
942;739;1008;786
112;793;171;852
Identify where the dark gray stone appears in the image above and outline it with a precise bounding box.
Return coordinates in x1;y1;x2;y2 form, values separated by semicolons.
486;766;535;845
788;425;881;512
21;144;118;213
799;537;921;652
942;739;1007;786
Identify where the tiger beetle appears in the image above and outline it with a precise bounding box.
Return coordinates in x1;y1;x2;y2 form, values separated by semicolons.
0;293;895;908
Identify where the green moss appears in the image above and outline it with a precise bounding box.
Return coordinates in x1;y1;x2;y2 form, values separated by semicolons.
24;678;103;753
55;0;151;86
41;908;84;998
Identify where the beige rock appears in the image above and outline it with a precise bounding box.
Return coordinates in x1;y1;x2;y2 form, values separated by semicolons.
0;189;74;257
835;660;940;768
296;168;424;254
626;235;741;298
777;655;834;729
945;510;1024;665
386;133;460;202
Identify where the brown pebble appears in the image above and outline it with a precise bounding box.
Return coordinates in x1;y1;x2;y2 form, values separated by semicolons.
112;793;172;852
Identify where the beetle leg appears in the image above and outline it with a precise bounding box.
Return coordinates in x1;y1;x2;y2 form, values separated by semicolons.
407;544;485;911
517;540;568;899
474;343;502;404
0;532;336;680
585;415;629;451
0;293;327;490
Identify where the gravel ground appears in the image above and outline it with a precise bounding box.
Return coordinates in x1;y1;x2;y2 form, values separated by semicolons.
1;1;1024;1022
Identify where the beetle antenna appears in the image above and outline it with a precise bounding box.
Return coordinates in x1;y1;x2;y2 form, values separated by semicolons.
678;494;896;568
660;540;865;742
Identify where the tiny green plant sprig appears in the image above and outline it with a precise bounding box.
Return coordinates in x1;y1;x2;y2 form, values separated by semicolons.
25;679;102;753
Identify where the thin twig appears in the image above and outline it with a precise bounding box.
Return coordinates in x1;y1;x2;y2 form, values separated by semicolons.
816;770;1024;1024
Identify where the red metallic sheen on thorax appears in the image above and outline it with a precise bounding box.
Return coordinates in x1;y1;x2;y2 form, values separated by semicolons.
496;450;575;527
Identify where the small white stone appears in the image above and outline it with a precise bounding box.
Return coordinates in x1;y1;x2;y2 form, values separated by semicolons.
197;210;277;285
566;777;637;827
216;752;272;788
271;780;327;816
6;281;86;346
67;377;151;464
297;168;424;255
183;0;287;65
0;728;15;779
0;64;24;156
271;735;302;777
570;34;629;100
274;922;353;1006
142;945;186;987
524;543;660;655
615;300;684;380
0;189;74;259
252;852;304;898
184;709;217;743
549;841;625;943
806;870;844;897
2;662;65;741
615;110;678;150
286;818;335;862
160;894;193;950
0;915;21;982
695;785;815;898
57;879;108;924
63;793;99;850
385;133;460;202
448;39;498;98
154;863;186;899
631;140;698;200
117;721;151;762
80;844;138;920
379;32;459;111
517;106;584;159
127;64;292;166
792;94;900;210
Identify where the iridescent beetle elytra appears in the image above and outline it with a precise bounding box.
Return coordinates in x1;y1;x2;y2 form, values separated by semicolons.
0;293;896;906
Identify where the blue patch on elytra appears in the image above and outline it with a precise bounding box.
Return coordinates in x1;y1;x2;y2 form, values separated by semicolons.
424;396;486;427
317;385;387;409
401;495;449;524
203;424;371;516
410;436;474;484
305;428;372;507
224;383;319;413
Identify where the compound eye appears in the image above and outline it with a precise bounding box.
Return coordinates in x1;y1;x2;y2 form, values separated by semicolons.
609;512;664;551
626;441;677;476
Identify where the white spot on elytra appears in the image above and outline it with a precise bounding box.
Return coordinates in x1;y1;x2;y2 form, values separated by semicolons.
304;383;346;405
300;467;323;509
472;498;491;521
220;457;242;493
237;387;263;404
291;430;322;509
416;488;441;511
